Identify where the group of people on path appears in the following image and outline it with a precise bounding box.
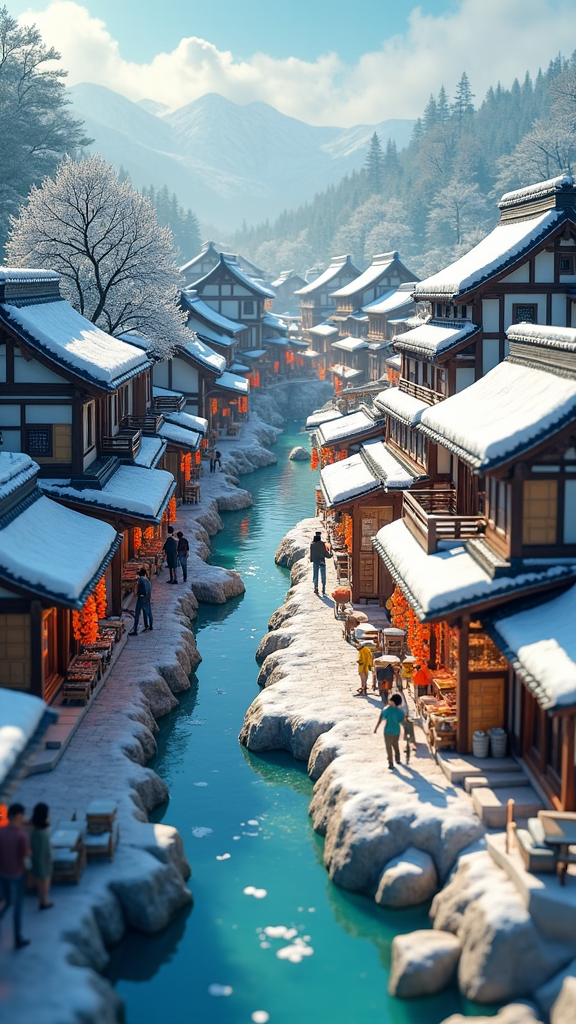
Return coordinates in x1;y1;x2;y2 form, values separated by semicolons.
129;526;190;636
0;802;54;950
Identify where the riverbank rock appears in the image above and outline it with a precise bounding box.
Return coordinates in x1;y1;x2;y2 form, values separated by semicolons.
274;517;321;567
289;445;310;461
388;929;461;998
552;977;576;1024
188;555;245;604
431;850;573;1004
441;1004;543;1024
375;846;438;908
253;381;333;424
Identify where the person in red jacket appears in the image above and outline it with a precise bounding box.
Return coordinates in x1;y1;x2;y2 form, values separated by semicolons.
0;803;31;949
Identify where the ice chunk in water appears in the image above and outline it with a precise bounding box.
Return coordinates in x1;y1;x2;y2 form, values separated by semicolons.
191;827;213;838
208;984;233;996
252;1013;270;1023
194;782;208;787
216;854;231;861
243;886;256;895
247;819;259;826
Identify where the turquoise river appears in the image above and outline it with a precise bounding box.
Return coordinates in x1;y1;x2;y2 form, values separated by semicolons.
108;423;489;1024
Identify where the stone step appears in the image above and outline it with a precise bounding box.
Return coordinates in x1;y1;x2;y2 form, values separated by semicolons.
437;751;523;785
472;785;544;828
464;772;531;793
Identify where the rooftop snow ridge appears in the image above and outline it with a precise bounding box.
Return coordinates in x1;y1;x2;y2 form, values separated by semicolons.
498;174;574;208
0;267;61;302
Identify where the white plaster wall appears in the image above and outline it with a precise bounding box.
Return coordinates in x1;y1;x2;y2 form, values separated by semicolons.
552;292;567;326
502;264;529;283
482;299;500;333
534;251;555;282
504;294;547;328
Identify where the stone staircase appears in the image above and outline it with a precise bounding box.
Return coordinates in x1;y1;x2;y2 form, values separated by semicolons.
436;750;544;827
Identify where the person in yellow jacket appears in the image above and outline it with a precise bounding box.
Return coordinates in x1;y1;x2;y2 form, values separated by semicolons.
356;645;373;695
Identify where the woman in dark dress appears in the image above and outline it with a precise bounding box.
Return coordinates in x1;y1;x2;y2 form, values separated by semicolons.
30;803;53;909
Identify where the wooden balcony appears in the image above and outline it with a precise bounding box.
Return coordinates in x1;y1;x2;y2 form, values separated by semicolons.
403;489;485;554
122;413;164;435
100;428;142;460
152;394;186;413
399;378;444;405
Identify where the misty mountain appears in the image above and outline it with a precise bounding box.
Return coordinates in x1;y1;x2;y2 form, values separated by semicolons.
68;83;413;230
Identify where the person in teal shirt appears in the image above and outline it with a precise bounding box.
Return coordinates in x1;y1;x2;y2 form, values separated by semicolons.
374;692;405;770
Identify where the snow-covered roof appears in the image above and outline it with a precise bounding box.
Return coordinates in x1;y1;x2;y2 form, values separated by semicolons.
387;353;402;368
164;410;208;434
317;409;379;445
263;313;288;334
321;453;379;506
188;318;237;350
295;256;359;296
195;255;275;299
181;289;245;335
331;364;363;379
0;298;152;390
0;493;120;607
214;370;250;395
498;174;574;210
182;332;227;374
158;421;201;452
362;440;419;489
393;320;479;361
492;585;576;710
330;253;404;298
152;385;184;399
363;282;418;315
40;465;176;523
419;359;576;471
271;269;305;288
0;690;47;791
0;452;37;502
507;322;576;350
0;267;60;287
133;435;166;469
242;349;267;359
301;349;321;359
374;519;576;621
374;387;429;426
414;211;561;300
310;322;339;337
306;409;342;429
332;335;369;353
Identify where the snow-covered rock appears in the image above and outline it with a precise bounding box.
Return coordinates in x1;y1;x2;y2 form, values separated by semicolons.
375;846;438;908
536;959;576;1020
274;517;319;567
188;554;245;604
388;929;461;998
551;977;576;1024
440;1004;543;1024
431;851;574;1004
289;445;310;462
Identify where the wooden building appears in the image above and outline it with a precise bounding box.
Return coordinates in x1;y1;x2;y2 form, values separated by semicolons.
180;241;268;288
270;270;306;316
295;256;361;367
364;283;421;381
373;322;576;809
193;253;276;352
330;253;418;342
180;288;248;365
0;452;121;702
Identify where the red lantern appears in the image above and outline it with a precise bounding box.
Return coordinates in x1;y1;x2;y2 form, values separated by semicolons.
210;398;218;415
274;361;280;373
195;450;201;465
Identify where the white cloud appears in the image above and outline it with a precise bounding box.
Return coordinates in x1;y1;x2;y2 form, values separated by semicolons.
19;0;575;125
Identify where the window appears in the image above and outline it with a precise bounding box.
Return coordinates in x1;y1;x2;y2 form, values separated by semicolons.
560;256;575;275
243;300;254;316
513;303;537;324
25;425;52;457
523;480;558;544
487;478;511;535
83;402;95;452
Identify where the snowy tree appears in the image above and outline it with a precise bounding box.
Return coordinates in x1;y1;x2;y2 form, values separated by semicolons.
365;133;383;195
7;156;189;357
427;179;491;247
437;86;451;124
0;6;89;253
452;73;475;135
363;199;417;262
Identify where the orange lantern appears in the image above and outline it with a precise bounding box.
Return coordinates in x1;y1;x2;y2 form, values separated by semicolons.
310;448;319;470
222;406;230;416
210;398;218;416
0;804;7;828
253;371;260;387
318;366;326;381
133;527;142;552
167;495;177;523
144;526;154;542
334;377;342;395
72;593;99;645
195;450;201;465
274;361;280;373
94;576;107;619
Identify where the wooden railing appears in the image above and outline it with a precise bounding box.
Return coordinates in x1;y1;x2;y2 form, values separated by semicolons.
399;378;445;405
152;394;186;413
101;428;142;460
122;413;164;435
403;489;485;554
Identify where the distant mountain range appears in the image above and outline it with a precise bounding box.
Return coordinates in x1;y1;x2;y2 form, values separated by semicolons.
68;84;414;230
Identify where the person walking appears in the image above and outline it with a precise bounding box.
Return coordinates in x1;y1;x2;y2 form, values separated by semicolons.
209;451;216;473
375;660;395;700
309;531;332;596
373;693;405;771
129;568;153;634
163;525;178;584
0;803;31;948
176;531;189;582
215;450;222;471
30;803;53;910
356;645;373;695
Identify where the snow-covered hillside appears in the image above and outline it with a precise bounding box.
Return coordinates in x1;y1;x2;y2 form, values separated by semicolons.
69;84;413;230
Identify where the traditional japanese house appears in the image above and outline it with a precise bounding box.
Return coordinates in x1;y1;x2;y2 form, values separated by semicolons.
180;241;268;288
0;269;177;606
313;406;386;462
270;270;306;316
0;452;121;702
329;336;370;387
330;253;418;341
402;174;576;393
180;288;248;365
364;283;421;381
295;256;361;367
192;253;276;352
372;323;576;809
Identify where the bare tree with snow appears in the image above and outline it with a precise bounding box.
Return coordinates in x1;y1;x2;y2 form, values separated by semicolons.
7;155;189;357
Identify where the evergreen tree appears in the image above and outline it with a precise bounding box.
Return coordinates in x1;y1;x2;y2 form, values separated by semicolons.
423;95;438;131
365;132;383;195
452;72;475;134
437;86;450;123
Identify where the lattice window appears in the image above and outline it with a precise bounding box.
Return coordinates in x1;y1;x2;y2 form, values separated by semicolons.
25;425;52;457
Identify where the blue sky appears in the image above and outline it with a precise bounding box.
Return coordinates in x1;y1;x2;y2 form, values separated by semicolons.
14;0;573;124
